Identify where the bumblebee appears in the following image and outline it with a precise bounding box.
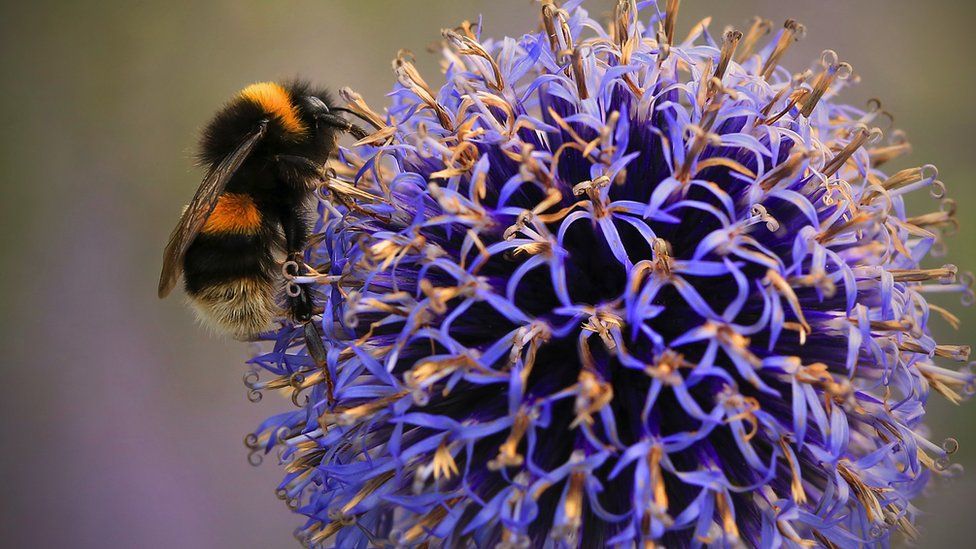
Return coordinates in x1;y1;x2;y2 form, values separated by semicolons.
158;81;366;339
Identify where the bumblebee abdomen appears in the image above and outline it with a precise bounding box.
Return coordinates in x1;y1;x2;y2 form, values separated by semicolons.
201;192;264;234
187;276;278;340
183;192;281;339
183;233;275;290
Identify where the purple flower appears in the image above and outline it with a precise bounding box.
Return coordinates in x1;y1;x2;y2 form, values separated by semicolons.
244;1;974;546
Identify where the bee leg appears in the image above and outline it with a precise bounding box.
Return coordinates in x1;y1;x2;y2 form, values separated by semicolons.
303;322;336;406
274;154;322;183
284;266;315;323
282;208;312;259
281;210;315;323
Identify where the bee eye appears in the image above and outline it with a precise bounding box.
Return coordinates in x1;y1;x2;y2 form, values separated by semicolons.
302;96;330;116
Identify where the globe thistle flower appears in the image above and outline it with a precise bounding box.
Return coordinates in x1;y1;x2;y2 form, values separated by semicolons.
243;1;974;546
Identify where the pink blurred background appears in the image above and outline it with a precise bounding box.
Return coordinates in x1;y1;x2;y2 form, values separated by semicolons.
2;1;974;547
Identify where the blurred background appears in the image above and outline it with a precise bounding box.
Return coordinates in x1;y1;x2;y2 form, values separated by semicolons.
1;0;973;547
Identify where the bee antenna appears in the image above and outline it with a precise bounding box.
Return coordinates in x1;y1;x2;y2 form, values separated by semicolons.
330;107;381;129
317;112;369;140
346;122;369;141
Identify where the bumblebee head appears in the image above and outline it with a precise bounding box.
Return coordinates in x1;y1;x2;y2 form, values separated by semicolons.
297;94;348;136
294;87;367;142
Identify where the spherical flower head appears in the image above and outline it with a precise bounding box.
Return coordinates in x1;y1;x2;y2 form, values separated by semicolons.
245;1;975;546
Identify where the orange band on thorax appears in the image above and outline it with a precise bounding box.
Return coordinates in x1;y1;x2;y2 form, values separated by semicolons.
239;82;306;136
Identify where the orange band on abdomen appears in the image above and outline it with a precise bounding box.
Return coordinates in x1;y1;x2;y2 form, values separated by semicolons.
201;193;263;234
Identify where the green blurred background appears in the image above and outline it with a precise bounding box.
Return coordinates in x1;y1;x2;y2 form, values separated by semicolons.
1;1;973;547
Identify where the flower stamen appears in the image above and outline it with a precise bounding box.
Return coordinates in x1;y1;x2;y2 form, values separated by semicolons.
714;30;742;82
760;20;806;80
736;17;773;62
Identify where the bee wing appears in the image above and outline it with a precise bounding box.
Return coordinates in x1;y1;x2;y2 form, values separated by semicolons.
157;122;268;298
